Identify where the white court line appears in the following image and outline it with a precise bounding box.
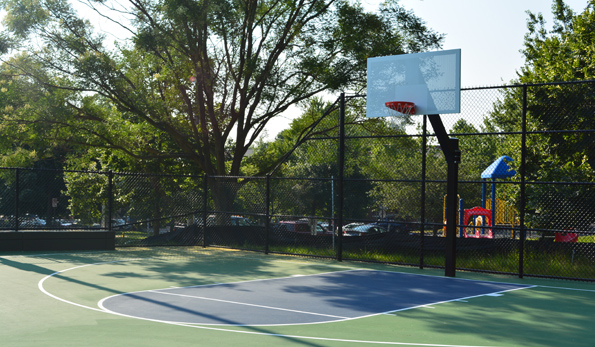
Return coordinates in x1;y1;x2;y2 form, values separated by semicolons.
148;290;349;319
38;260;141;313
377;286;535;317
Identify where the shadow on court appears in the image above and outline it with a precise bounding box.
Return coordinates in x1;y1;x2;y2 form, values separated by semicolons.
0;256;57;275
3;251;328;347
392;284;595;347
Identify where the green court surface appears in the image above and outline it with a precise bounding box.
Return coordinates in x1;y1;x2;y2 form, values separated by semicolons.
1;247;594;347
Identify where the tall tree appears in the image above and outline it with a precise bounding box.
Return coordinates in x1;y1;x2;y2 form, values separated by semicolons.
0;0;442;211
0;0;442;174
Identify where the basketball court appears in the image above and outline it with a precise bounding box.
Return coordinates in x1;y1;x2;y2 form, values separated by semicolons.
2;247;595;346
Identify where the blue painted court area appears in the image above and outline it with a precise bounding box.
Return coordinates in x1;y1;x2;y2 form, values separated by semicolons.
99;269;530;326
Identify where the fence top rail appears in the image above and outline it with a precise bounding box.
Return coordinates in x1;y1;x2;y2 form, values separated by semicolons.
345;80;595;96
0;166;207;179
461;79;595;91
207;175;336;182
0;167;108;174
113;171;203;179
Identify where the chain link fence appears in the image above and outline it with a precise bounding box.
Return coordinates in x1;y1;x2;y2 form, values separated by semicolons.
1;81;594;280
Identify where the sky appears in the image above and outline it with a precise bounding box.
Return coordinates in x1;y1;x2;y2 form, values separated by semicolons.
366;0;590;87
264;0;591;139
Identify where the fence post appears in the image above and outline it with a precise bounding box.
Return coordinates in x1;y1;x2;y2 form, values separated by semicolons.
265;174;271;254
202;173;208;248
445;138;460;277
459;198;465;238
108;170;113;233
336;92;345;262
331;176;335;250
15;168;19;232
519;85;528;278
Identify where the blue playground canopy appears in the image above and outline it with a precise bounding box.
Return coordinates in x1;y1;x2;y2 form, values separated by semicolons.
481;156;517;228
481;155;516;179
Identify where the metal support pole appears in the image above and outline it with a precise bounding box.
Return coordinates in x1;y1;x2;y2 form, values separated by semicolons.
202;173;208;248
519;85;528;278
331;176;335;250
15;168;19;232
482;179;487;208
420;116;428;269
459;198;465;238
491;179;497;229
265;174;271;254
445;138;460;277
427;115;461;277
108;170;113;232
337;93;345;262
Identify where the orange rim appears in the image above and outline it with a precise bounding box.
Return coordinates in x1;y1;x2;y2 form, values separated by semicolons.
384;101;415;115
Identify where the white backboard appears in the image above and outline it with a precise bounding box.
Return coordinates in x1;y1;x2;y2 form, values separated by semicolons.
366;49;461;117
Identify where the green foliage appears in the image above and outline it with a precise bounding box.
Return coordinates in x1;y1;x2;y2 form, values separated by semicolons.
0;0;443;179
252;96;430;221
521;1;595;82
63;170;107;224
0;0;444;217
485;0;595;230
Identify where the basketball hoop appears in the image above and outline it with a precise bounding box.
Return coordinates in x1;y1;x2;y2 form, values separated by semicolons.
385;101;415;117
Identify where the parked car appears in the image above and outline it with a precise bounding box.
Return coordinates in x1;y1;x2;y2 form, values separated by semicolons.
319;221;334;231
276;220;329;235
374;220;407;233
111;218;133;230
341;222;363;234
342;223;387;236
20;214;46;228
230;216;255;226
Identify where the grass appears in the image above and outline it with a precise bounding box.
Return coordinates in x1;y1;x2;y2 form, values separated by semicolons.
269;240;595;279
116;229;147;240
114;228;595;280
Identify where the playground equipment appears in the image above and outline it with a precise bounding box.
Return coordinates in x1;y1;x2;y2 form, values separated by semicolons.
555;228;579;243
443;156;518;238
464;206;493;238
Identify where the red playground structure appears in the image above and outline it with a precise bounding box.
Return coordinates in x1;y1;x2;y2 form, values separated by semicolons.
463;206;493;239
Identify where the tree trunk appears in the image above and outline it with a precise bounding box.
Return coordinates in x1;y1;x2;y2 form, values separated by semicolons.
208;177;242;225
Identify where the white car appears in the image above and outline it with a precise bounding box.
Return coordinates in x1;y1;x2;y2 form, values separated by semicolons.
343;223;387;236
